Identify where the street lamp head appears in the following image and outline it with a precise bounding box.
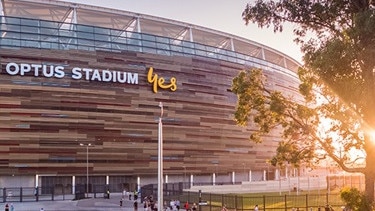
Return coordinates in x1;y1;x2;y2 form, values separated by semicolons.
159;102;163;118
80;143;92;147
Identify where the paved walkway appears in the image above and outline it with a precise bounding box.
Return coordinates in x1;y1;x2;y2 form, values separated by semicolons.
1;193;139;211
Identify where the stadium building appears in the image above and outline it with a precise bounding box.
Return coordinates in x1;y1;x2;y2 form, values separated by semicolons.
0;0;302;193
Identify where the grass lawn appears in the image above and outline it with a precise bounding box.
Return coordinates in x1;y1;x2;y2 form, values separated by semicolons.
174;189;345;211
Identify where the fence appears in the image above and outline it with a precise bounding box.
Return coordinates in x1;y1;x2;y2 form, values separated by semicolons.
141;183;345;211
160;192;344;211
0;184;123;203
0;183;346;211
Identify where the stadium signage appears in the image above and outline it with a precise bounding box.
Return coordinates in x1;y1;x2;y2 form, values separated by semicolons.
4;63;177;93
147;67;177;93
5;62;138;84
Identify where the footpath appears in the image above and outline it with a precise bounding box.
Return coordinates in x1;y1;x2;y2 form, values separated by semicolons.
0;193;138;211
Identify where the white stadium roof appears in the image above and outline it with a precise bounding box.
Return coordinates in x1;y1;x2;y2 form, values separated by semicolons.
0;0;300;71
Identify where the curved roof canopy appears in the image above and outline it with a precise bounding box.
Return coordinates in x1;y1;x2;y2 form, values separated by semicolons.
0;0;300;71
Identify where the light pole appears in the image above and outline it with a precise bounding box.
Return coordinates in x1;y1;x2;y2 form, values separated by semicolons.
158;102;163;211
80;143;92;198
183;166;186;188
242;163;245;181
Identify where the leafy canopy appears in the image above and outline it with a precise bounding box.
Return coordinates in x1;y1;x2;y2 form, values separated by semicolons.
236;0;375;205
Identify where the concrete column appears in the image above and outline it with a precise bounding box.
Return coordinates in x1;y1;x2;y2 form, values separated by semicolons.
275;169;280;180
137;177;140;192
72;176;76;194
232;171;235;184
189;27;193;42
263;170;267;181
285;166;289;178
35;174;39;187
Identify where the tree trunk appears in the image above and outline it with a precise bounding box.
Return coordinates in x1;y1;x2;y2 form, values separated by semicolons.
364;171;375;207
362;54;375;208
364;133;375;208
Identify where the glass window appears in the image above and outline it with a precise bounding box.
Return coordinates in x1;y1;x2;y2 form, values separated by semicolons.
141;34;155;41
143;47;156;54
21;19;39;27
0;38;20;47
21;26;39;34
94;27;110;35
77;25;94;33
217;54;228;61
157;49;171;56
95;41;111;49
156;43;170;50
40;20;59;29
142;40;156;48
171;51;184;57
2;31;20;39
77;32;94;40
111;29;122;37
196;49;207;57
113;37;127;44
170;45;182;52
128;32;141;39
195;44;206;51
40;41;51;49
5;24;21;33
127;38;141;46
111;43;128;51
128;45;141;52
155;36;169;44
21;33;39;41
21;40;39;48
206;46;216;52
183;47;195;55
59;29;75;38
4;17;21;25
181;41;194;48
95;34;109;41
41;28;58;36
77;38;94;47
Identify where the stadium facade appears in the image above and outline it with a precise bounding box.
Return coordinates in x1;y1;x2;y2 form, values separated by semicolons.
0;0;302;192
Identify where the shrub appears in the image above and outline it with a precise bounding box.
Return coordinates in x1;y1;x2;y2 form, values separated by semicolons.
339;187;372;211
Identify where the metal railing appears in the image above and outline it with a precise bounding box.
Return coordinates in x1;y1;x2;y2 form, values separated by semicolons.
0;16;298;79
0;183;345;211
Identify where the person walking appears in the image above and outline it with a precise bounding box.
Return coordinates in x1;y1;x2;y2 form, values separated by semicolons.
254;204;259;211
184;201;190;211
4;203;9;211
191;203;197;211
134;189;138;200
221;205;228;211
106;189;110;199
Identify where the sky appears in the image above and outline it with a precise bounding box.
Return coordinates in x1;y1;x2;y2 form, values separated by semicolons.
63;0;303;63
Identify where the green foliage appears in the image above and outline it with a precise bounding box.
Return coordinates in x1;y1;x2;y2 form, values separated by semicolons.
340;187;362;210
340;187;373;211
232;69;317;167
238;0;375;206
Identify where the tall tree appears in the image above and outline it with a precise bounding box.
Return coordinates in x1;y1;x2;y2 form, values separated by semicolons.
234;0;375;207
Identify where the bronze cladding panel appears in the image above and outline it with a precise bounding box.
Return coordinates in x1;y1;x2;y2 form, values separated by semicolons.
0;49;292;176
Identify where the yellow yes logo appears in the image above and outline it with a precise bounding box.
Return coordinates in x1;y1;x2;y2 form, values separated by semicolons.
147;67;177;93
